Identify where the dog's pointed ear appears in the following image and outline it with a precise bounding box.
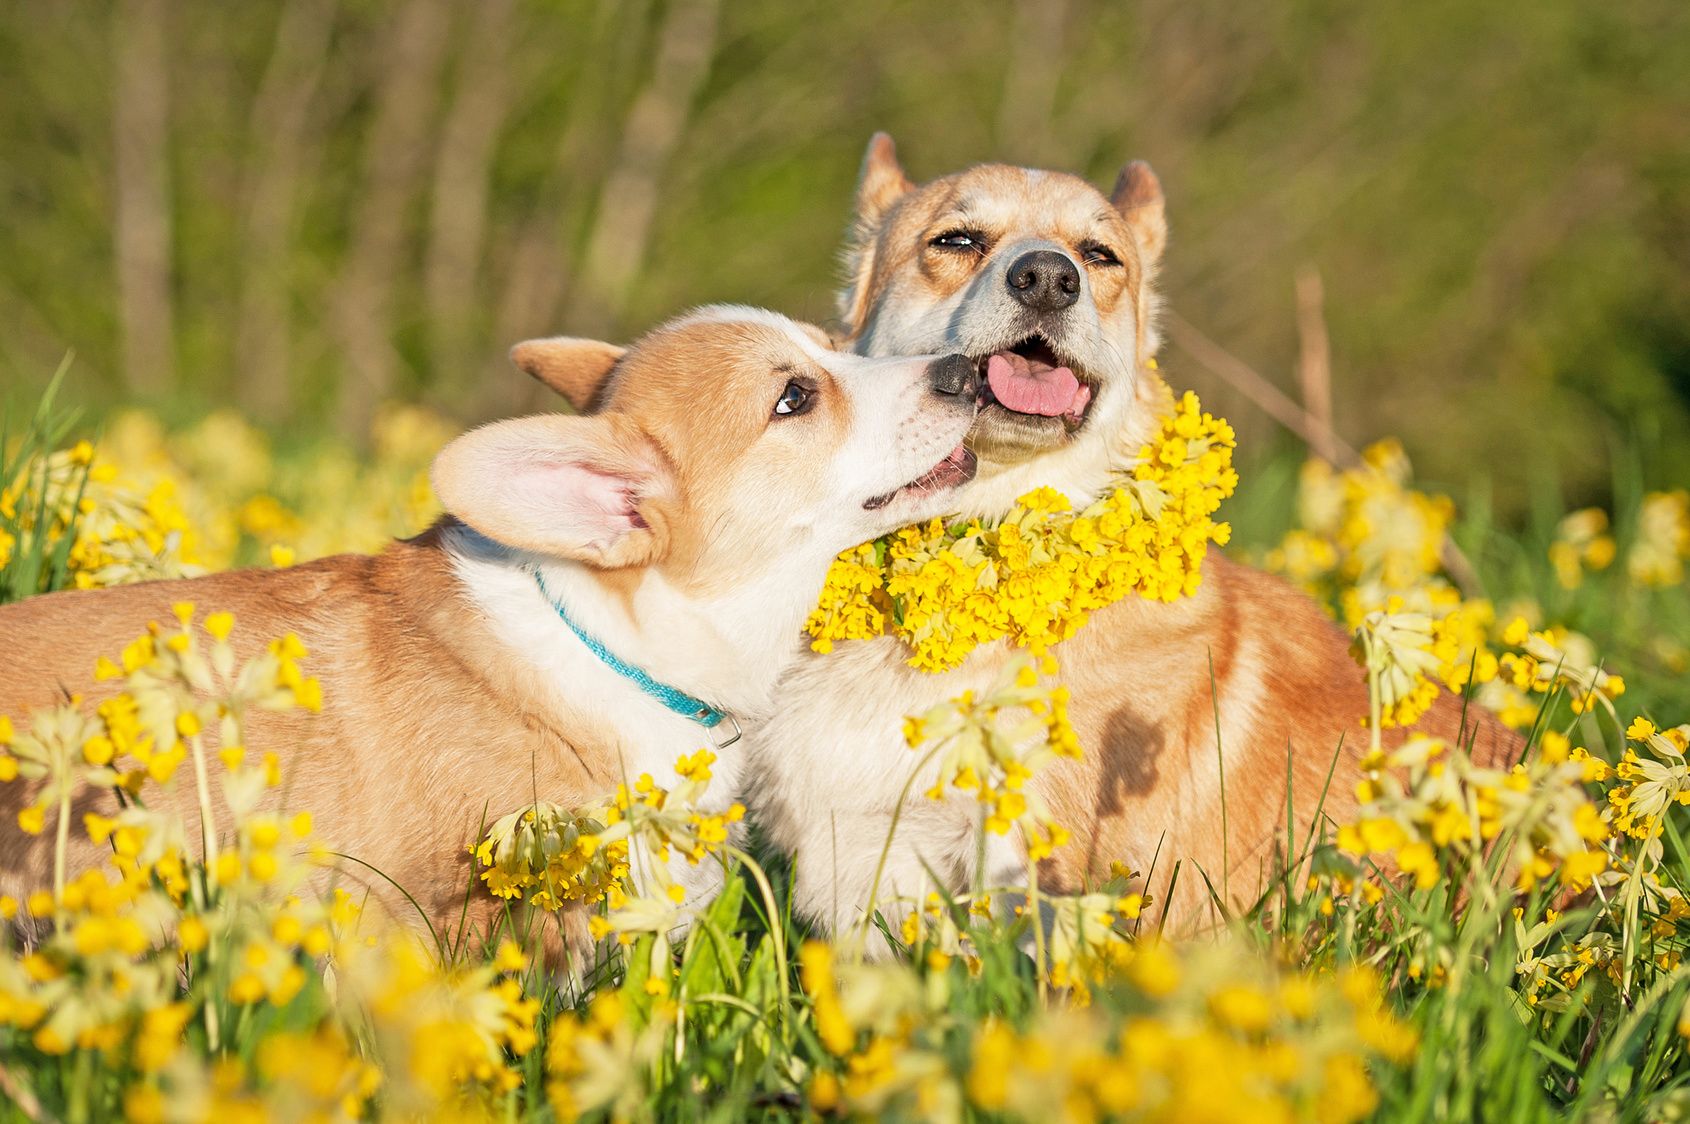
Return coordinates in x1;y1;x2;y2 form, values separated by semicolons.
856;132;914;228
1109;161;1168;267
432;413;673;569
840;135;915;334
510;337;625;412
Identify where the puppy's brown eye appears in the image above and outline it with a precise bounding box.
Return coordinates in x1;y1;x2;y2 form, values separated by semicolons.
774;380;813;418
929;230;989;255
1079;241;1121;267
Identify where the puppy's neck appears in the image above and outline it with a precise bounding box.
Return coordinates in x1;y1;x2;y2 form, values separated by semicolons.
442;522;820;726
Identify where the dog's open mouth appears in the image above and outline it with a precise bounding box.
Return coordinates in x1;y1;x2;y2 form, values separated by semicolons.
863;442;979;510
975;335;1095;433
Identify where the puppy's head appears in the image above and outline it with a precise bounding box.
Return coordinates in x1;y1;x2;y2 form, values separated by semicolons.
840;134;1167;476
435;307;979;594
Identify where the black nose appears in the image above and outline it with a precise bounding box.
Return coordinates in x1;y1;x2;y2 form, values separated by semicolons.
926;353;977;398
1006;249;1081;312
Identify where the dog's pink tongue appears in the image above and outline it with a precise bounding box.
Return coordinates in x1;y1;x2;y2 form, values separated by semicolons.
985;353;1081;417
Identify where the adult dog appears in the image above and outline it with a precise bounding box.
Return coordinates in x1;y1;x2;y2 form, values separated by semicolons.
742;137;1517;939
0;307;980;945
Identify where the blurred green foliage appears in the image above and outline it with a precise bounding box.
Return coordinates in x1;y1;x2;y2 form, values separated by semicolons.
1;0;1687;506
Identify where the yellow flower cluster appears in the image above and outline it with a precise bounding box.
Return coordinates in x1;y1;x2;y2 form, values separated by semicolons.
902;654;1081;860
473;801;629;910
1628;490;1690;588
545;990;665;1121
586;754;746;945
1281;440;1454;598
1;438;203;594
801;935;1415;1124
4;406;450;592
1042;887;1144;1000
0;614;548;1121
1506;895;1689;1012
1549;508;1617;590
807;392;1237;672
1497;617;1626;718
604;748;747;868
468;748;746;977
1;605;321;907
1335;733;1610;896
1528;489;1685;594
336;936;540;1110
1267;442;1516;735
1607;718;1690;845
1350;592;1498;730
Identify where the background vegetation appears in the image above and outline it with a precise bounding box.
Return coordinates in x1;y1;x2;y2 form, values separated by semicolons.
2;0;1688;507
5;6;1690;1119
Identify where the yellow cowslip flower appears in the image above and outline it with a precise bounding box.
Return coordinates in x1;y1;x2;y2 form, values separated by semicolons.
904;655;1078;860
1339;729;1615;903
474;799;629;911
1549;507;1616;589
1208;984;1275;1033
213;852;242;886
1127;939;1181;998
799;941;854;1055
806;393;1235;671
1628;490;1689;587
1605;721;1690;844
1396;840;1440;890
674;748;716;783
229;972;267;1005
205;610;235;643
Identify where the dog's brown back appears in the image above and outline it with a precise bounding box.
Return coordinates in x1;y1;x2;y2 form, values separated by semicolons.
1038;554;1518;923
0;529;618;935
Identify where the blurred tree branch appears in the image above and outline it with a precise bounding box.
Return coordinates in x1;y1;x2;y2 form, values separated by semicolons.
333;0;452;437
1295;266;1336;465
576;0;722;335
236;0;340;421
425;0;518;386
1168;311;1359;467
112;0;175;397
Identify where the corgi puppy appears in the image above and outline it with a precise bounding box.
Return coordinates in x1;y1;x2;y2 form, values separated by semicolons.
0;306;980;948
742;138;1517;941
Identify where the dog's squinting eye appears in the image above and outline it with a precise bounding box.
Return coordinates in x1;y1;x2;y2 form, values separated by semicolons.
1079;241;1122;267
773;380;814;418
929;229;989;255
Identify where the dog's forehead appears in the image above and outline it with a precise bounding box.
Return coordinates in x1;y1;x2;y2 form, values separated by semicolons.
659;305;827;364
912;165;1118;233
617;306;823;384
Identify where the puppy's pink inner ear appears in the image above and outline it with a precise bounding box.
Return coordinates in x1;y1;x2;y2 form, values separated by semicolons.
516;457;647;547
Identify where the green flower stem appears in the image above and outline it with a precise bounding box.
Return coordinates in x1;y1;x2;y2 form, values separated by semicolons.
186;730;219;875
1025;836;1048;1005
52;784;69;933
1368;659;1384;755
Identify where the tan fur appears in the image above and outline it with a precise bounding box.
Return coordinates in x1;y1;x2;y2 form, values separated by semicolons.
1038;555;1516;923
747;139;1522;938
863;144;1520;920
0;308;979;958
0;533;612;949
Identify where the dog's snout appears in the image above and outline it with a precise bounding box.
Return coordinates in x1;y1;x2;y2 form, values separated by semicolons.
1006;249;1081;312
926;353;977;399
